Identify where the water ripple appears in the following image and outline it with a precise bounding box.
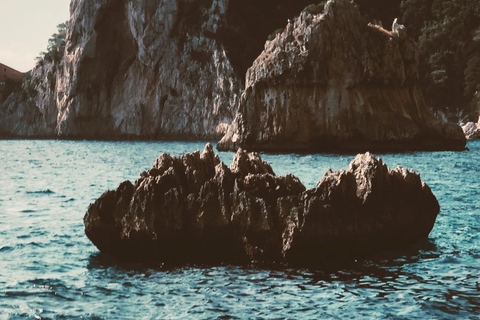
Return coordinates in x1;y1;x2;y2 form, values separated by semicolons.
0;140;479;319
25;189;55;195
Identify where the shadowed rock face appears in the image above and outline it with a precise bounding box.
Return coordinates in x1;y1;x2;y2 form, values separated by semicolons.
84;143;439;265
218;0;466;152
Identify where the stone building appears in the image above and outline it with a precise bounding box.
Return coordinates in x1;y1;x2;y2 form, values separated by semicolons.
0;63;24;101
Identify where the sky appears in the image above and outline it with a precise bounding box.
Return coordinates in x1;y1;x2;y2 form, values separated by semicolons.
0;0;70;73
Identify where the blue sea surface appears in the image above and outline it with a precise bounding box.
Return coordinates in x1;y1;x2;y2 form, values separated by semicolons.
0;140;479;319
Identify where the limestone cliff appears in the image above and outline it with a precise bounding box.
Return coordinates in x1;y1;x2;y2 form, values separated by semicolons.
55;0;241;139
0;0;241;139
218;0;466;152
0;0;321;139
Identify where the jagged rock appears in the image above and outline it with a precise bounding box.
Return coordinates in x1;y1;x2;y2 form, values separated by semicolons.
461;118;480;140
84;143;440;264
218;0;466;152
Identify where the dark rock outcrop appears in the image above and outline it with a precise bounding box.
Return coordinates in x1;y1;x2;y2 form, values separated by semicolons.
84;143;440;264
218;0;466;152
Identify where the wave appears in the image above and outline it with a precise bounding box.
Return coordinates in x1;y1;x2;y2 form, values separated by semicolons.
20;209;36;213
0;246;14;253
26;189;55;195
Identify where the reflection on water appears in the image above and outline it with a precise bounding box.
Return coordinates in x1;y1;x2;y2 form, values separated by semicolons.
0;140;479;319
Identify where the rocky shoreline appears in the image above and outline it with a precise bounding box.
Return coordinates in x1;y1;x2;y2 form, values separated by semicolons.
84;143;440;265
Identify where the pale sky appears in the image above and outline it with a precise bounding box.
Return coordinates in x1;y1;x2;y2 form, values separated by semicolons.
0;0;70;73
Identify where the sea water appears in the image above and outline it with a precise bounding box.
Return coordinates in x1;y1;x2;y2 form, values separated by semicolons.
0;140;479;319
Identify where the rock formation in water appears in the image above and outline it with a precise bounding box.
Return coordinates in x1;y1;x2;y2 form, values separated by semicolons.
0;0;322;139
218;0;466;152
84;143;439;264
461;118;480;140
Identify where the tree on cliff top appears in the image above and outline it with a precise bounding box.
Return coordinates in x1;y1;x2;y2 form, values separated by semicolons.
36;22;68;65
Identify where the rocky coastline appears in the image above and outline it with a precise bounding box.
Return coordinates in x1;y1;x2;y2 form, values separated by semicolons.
84;143;440;265
0;0;467;152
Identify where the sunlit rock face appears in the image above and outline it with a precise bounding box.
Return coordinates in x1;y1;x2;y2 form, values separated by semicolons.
84;144;440;264
218;0;466;152
461;118;480;140
56;0;239;139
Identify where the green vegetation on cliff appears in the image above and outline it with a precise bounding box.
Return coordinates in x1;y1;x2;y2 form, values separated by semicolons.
1;22;67;103
410;0;480;119
356;0;480;119
36;22;68;65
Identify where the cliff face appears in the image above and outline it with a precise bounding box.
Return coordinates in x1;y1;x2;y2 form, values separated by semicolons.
0;0;468;147
0;0;241;139
0;0;325;140
218;0;466;152
56;0;240;139
0;60;61;137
